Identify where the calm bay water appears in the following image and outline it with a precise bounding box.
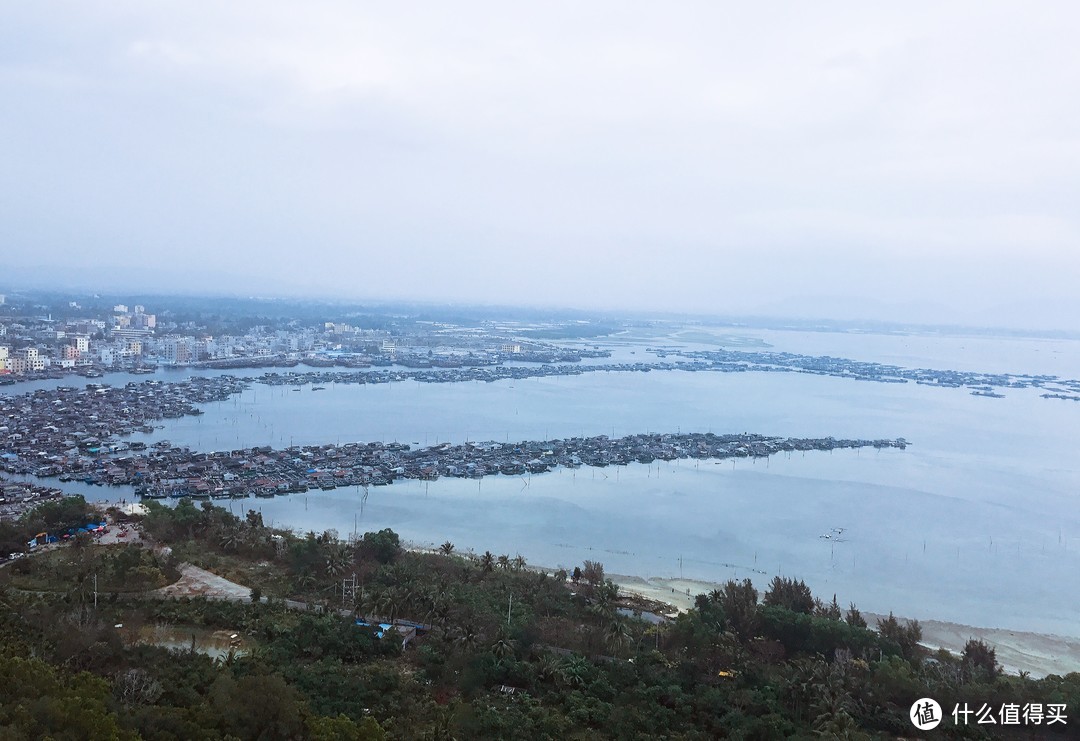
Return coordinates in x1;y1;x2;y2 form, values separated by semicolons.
18;329;1080;635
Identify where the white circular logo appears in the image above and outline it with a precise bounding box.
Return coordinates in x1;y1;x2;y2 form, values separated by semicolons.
910;698;942;730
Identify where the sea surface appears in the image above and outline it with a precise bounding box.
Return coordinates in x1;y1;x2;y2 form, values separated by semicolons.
16;328;1080;636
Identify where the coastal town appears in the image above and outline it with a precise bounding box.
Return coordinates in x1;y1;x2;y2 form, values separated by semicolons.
0;292;614;382
3;292;1080;401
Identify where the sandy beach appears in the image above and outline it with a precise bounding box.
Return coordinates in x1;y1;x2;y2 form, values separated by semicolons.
610;574;1080;679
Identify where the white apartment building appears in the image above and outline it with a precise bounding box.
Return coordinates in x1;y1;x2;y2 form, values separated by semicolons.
16;348;45;372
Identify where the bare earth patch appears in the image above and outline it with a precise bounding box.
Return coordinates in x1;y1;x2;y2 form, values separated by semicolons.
153;564;252;601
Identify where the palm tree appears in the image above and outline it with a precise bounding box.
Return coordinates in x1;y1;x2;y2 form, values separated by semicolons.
479;551;495;573
589;588;616;622
423;585;450;625
491;636;517;660
558;656;590;689
214;647;241;669
296;573;318;594
512;554;526;571
497;554;511;571
428;601;452;632
323;543;350;577
813;710;863;740
219;527;240;552
605;620;631;655
537;655;562;684
424;706;459;741
439;541;455;556
357;589;380;618
376;589;403;624
809;664;854;735
452;626;479;653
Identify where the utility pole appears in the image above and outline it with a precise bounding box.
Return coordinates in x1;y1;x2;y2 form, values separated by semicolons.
507;592;513;627
342;573;357;610
93;573;98;610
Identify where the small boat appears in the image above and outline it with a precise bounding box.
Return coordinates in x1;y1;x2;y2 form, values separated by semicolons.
311;386;326;391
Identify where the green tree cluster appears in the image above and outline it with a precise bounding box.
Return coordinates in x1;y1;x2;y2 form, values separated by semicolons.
2;498;1076;739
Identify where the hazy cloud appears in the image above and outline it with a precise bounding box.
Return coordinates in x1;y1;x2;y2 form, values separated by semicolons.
3;2;1079;327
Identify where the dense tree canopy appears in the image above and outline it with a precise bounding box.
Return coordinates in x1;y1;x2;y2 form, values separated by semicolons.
0;497;1076;739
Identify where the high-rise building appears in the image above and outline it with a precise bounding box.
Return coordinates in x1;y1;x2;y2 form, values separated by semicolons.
162;338;192;364
132;312;156;330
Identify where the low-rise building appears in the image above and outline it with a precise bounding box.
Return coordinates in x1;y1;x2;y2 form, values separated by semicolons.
16;348;45;372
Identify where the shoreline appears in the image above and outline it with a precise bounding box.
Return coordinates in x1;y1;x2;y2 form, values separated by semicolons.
89;504;1080;680
606;573;1080;679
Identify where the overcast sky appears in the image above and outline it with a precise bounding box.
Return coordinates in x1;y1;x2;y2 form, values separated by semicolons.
3;2;1079;327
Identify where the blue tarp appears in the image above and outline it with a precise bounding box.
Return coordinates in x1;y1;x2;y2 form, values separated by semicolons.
354;620;392;639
